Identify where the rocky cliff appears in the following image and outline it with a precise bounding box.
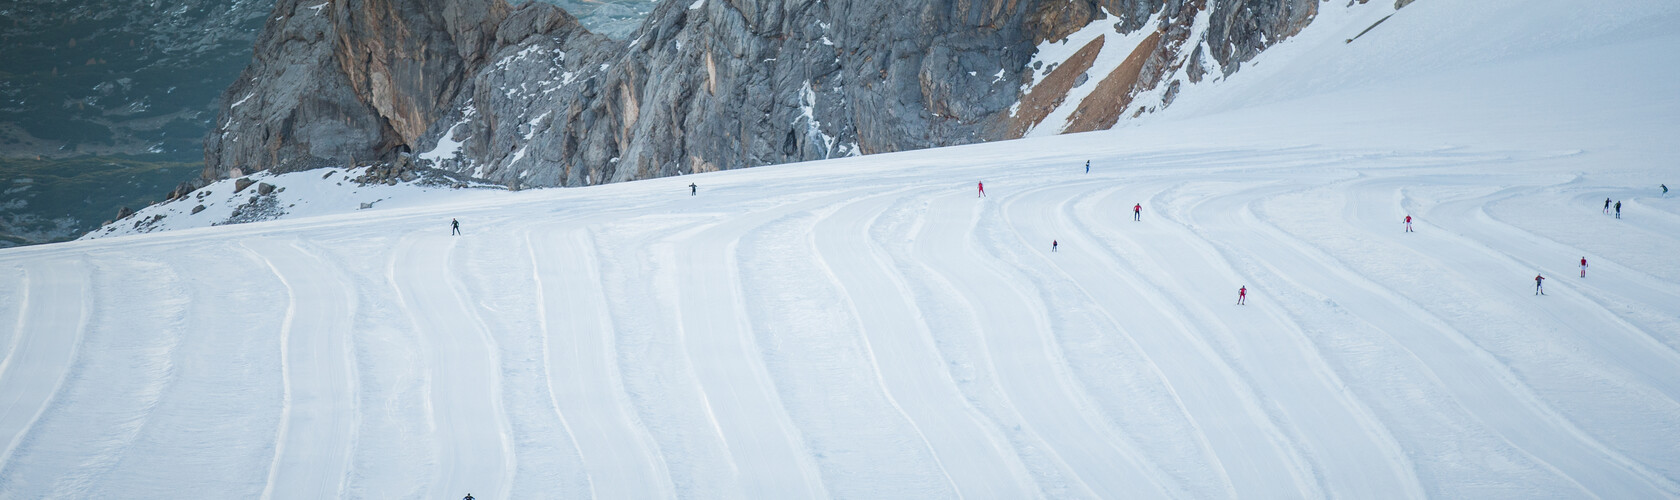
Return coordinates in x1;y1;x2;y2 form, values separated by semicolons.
198;0;1407;191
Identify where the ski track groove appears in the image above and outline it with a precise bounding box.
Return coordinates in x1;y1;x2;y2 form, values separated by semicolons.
1391;183;1680;491
1246;173;1677;497
527;222;682;498
988;181;1209;498
742;188;960;498
813;188;1040;497
918;188;1153;497
2;138;1679;497
245;238;360;500
388;233;516;499
1162;176;1426;499
879;190;1096;498
521;228;602;499
1056;177;1324;498
0;262;86;483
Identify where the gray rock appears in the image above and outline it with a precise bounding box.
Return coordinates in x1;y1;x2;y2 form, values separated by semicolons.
234;178;255;193
257;182;276;195
202;0;1341;189
191;204;207;215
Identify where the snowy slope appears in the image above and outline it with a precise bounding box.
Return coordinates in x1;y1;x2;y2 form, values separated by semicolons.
5;0;1680;498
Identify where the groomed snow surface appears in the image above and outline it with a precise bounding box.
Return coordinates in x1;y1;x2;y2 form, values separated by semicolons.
5;0;1680;498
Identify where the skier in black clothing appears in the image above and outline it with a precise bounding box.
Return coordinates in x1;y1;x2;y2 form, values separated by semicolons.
1085;160;1090;174
1663;184;1669;197
1615;200;1622;219
690;183;697;196
451;218;461;235
463;494;474;500
1052;240;1058;252
1535;274;1545;295
1604;197;1612;214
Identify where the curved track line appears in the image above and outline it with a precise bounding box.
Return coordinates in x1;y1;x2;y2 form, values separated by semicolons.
245;239;359;500
742;190;960;497
0;262;87;473
1145;177;1429;498
389;233;516;499
1247;177;1677;497
527;227;674;497
813;189;1039;497
989;180;1229;498
874;191;1095;497
916;189;1163;498
1053;179;1324;498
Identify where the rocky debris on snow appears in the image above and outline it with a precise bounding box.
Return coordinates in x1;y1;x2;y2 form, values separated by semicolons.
234;178;256;193
219;193;285;226
257;182;276;196
191;204;207;215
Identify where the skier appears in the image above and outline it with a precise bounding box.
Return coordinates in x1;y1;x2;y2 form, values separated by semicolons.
1237;285;1247;305
1085;160;1090;174
1604;197;1612;214
463;494;474;500
1052;240;1058;252
1403;215;1413;232
978;181;986;197
1615;200;1622;219
689;183;697;196
1664;184;1669;197
1133;203;1142;221
1580;257;1588;278
451;218;461;236
1534;273;1545;295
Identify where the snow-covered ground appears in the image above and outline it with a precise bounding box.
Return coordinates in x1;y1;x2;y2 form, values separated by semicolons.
5;0;1680;497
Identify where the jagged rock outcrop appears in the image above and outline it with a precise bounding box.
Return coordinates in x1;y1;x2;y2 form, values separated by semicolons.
203;0;508;179
202;0;1347;189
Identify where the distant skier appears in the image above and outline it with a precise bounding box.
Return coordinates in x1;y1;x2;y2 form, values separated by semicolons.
1133;203;1142;221
1052;240;1058;252
1615;200;1622;219
978;181;986;197
451;218;460;236
689;183;697;196
1085;160;1090;174
1534;274;1545;295
1237;286;1247;305
1403;215;1413;232
1604;197;1612;214
1663;184;1669;197
463;494;474;500
1580;257;1588;278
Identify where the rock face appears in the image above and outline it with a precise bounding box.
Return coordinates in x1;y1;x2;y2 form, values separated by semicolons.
203;0;1337;188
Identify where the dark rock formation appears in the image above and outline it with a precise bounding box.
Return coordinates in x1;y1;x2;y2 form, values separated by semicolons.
202;0;1347;189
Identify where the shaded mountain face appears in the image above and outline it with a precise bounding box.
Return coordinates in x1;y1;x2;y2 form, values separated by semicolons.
200;0;1348;192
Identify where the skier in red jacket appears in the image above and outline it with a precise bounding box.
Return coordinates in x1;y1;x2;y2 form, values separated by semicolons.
1579;257;1588;278
978;181;986;197
1403;215;1413;232
1133;203;1142;221
1535;274;1545;295
1237;285;1247;305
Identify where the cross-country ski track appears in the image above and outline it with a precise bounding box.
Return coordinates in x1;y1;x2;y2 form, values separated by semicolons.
5;137;1680;497
5;0;1680;495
